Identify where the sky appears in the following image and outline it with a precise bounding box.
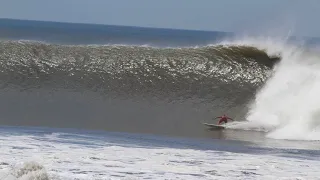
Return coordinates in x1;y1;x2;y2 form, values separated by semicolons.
0;0;319;37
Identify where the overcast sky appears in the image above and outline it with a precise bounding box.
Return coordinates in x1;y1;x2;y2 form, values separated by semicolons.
0;0;319;37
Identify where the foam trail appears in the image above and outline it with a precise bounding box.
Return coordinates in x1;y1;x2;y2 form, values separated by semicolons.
244;39;320;140
1;161;49;180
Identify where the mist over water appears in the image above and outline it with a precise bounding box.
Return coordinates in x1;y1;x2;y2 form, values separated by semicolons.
246;48;320;141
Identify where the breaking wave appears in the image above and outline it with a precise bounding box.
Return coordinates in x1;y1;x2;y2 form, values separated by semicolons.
5;37;320;141
0;38;282;137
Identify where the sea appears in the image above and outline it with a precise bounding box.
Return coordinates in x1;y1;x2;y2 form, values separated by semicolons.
0;18;319;180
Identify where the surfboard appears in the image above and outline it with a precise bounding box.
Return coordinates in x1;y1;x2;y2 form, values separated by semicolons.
202;123;226;129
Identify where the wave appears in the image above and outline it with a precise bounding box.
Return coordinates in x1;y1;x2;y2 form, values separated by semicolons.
0;38;282;138
4;37;320;141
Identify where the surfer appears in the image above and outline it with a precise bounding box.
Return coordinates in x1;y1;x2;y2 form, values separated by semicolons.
215;114;233;125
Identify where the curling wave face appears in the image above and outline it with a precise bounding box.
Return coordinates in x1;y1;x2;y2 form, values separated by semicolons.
0;39;280;137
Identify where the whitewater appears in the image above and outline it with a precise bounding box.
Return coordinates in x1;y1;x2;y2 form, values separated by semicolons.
222;36;320;141
0;126;319;180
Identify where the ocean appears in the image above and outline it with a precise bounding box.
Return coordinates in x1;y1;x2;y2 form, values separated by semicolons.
0;18;319;179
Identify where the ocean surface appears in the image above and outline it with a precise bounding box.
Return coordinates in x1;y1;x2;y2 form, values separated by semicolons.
0;18;320;179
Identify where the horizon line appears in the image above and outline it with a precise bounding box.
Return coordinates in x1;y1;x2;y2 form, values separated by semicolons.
0;17;232;34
